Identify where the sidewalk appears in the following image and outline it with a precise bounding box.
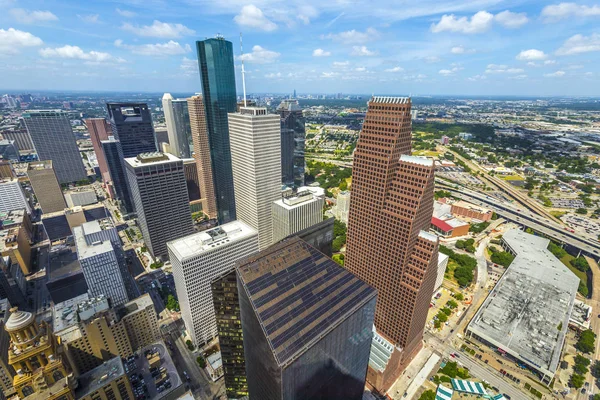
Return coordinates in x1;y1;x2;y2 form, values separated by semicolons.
387;346;434;399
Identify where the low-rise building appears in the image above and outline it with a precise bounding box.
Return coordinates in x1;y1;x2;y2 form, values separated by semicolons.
450;200;493;222
64;189;98;208
0;179;31;214
272;190;324;243
430;216;470;238
75;356;134;400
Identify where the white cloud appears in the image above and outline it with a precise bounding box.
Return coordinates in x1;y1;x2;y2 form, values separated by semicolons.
265;72;282;79
351;45;377;56
423;56;441;63
516;49;547;61
332;61;350;67
239;45;280;63
116;8;136;18
77;14;99;23
556;33;600;55
355;67;366;72
313;48;331;57
494;10;529;28
467;74;487;81
39;45;124;63
114;39;190;56
542;3;600;21
321;72;339;78
439;66;462;76
9;8;58;24
0;28;43;55
544;70;566;77
451;45;475;54
297;5;318;24
234;5;277;31
509;74;528;80
485;64;524;74
385;66;404;72
121;20;195;38
324;28;379;44
431;11;493;34
545;60;556;65
180;57;197;76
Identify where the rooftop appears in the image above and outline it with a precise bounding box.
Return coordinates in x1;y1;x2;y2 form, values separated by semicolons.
27;160;54;170
80;218;113;236
274;190;319;209
452;200;492;214
74;226;114;260
236;237;377;367
167;220;257;261
76;357;126;399
400;154;434;167
53;293;89;334
125;152;181;167
467;229;579;376
48;245;82;280
370;96;410;104
0;209;27;228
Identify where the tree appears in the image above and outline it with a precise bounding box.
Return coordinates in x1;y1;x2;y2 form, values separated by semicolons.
455;240;466;249
571;257;590;272
591;360;600;378
441;307;452;316
434;320;441;329
576;329;596;354
338;180;348;191
491;251;515;267
570;373;585;389
196;356;206;368
333;219;347;237
418;390;436;400
186;340;195;351
576;207;588;215
469;222;490;233
454;293;464;301
579;281;589;297
437;312;448;323
447;300;458;309
491;212;498;220
548;242;567;258
332;235;346;252
574;355;591;375
166;295;179;311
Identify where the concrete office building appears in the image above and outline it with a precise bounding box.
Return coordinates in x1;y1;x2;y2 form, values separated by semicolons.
0;128;33;151
237;237;376;400
101;136;133;214
85;118;112;185
277;99;305;187
0;210;33;276
272;190;323;243
0;299;15;398
333;190;350;224
125;152;194;260
228;107;281;250
0;140;18;161
75;356;134;400
0;178;31;214
187;95;217;219
65;189;97;208
168;221;258;345
27;161;67;214
163;94;192;159
0;160;14;179
74;224;129;307
196;38;238;224
345;97;438;392
106;103;157;158
467;229;579;383
22;110;87;184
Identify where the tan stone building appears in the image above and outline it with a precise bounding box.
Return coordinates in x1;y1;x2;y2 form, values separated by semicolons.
74;357;134;400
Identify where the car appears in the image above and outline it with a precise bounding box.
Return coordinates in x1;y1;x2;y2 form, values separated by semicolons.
581;388;586;394
450;353;456;358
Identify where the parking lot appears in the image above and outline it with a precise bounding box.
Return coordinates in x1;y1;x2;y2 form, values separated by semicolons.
122;341;183;400
437;167;484;186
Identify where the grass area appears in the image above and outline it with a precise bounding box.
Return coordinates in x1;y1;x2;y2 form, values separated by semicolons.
499;174;525;181
444;260;458;280
550;210;567;218
413;150;440;157
560;253;588;287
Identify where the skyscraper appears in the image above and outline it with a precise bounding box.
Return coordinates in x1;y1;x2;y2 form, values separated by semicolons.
272;189;324;243
229;107;281;250
26;161;67;214
187;95;217;219
277;99;305;187
196;37;238;223
162;94;192;159
101;136;133;214
182;158;201;203
168;221;258;346
345;96;438;392
106;103;157;158
125;152;193;260
22;110;87;184
237;237;377;400
85;118;112;185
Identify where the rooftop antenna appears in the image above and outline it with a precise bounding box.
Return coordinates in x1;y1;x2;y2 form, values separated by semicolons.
240;32;247;107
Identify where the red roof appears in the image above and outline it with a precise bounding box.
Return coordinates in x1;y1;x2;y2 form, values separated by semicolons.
431;217;453;232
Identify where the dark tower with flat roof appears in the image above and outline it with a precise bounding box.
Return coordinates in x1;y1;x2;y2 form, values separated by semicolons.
106;103;157;158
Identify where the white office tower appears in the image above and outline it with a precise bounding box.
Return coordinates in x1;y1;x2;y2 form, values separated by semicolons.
228;107;281;250
125;152;194;260
334;190;350;224
74;223;129;307
168;221;258;345
272;190;324;243
0;178;31;214
162;93;192;159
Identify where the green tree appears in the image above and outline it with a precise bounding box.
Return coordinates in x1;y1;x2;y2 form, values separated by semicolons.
333;219;347;237
570;373;585;389
574;355;590;375
571;257;590;272
434;320;441;329
576;329;596;354
437;312;448;323
576;207;588;215
591;360;600;378
338;180;348;191
579;281;589;297
447;300;458;309
491;212;498;220
441;307;451;316
454;293;464;301
469;222;490;233
548;242;567;258
186;340;194;351
418;390;436;400
166;295;179;311
491;251;515;267
196;356;206;368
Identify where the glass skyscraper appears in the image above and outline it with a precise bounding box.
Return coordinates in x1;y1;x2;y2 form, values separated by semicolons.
196;37;237;224
278;99;305;187
101;137;133;214
106;103;157;158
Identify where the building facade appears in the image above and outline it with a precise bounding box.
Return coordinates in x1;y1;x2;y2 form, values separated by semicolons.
106;103;157;158
22;110;87;184
168;221;258;345
162;94;192;159
272;190;324;243
277;99;305;187
0;300;14;397
75;357;134;400
85;118;112;185
0;128;33;151
334;190;350;224
345;97;439;392
182;158;201;203
0;179;30;214
237;237;376;400
26;161;67;214
196;38;238;224
228;107;281;250
188;95;217;219
125;152;194;260
101;137;133;214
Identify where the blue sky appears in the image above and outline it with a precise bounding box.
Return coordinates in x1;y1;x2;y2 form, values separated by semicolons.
1;0;600;96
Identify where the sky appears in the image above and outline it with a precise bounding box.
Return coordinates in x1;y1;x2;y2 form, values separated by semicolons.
1;0;600;96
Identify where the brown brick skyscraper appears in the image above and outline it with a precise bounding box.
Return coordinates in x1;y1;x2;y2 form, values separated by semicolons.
188;95;217;220
345;96;438;393
85;118;112;186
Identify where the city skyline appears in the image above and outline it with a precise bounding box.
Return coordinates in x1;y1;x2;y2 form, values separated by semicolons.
0;1;599;96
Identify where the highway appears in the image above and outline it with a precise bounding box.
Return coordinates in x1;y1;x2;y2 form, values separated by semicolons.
436;182;600;258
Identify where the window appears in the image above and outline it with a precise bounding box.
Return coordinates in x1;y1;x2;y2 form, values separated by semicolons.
21;385;34;396
52;370;64;382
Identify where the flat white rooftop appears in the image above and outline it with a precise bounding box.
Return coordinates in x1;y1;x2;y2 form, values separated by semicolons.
400;154;434;167
167;220;257;261
124;152;181;168
74;226;114;259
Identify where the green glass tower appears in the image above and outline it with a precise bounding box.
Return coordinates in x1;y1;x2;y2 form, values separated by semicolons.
196;37;237;224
